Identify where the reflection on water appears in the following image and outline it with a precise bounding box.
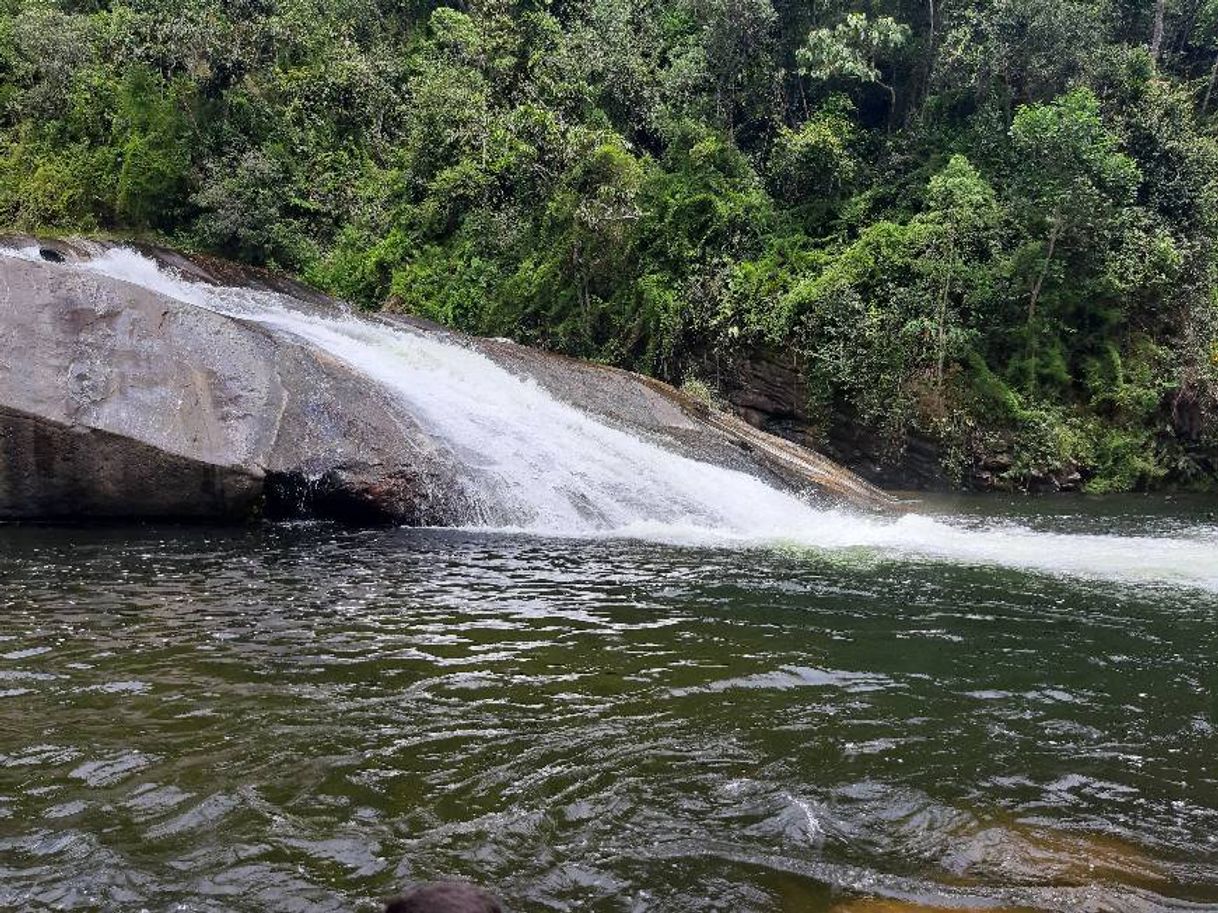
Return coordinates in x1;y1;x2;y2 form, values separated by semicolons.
1;508;1216;912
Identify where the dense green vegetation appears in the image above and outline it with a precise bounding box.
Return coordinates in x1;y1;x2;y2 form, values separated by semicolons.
2;0;1217;489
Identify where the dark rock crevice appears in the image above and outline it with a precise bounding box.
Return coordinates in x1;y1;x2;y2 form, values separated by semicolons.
702;348;957;492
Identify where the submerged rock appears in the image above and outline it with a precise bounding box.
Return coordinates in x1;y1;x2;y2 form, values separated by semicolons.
0;239;891;523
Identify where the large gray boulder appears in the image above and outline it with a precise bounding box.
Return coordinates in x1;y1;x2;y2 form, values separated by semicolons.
0;241;891;523
0;251;470;522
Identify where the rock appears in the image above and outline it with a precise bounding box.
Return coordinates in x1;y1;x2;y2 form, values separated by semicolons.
0;241;892;523
470;333;894;508
0;406;262;519
0;251;470;522
383;882;502;913
981;452;1013;472
1026;469;1057;493
703;348;954;491
1059;469;1083;491
1168;386;1206;440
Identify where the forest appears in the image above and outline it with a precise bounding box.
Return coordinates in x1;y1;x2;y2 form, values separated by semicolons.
2;0;1217;490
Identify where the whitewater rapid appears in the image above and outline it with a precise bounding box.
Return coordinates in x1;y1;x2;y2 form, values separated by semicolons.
8;245;1218;591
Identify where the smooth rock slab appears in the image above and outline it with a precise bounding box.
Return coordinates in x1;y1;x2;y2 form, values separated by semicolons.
0;241;891;522
0;252;468;522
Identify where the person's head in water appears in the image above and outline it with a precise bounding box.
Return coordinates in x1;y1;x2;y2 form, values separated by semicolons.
383;881;503;913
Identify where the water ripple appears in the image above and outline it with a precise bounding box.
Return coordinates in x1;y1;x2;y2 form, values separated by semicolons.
0;521;1216;911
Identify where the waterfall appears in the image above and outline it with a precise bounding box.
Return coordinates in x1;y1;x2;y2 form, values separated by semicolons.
7;245;1218;591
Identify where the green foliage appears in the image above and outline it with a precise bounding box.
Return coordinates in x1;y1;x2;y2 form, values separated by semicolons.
797;12;909;85
1;0;1216;489
768;97;859;207
936;0;1103;105
113;68;194;228
797;12;909;121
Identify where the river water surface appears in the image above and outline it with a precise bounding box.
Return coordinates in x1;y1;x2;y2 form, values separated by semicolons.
2;497;1218;912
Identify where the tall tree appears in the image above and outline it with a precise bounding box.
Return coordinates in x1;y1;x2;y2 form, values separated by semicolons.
916;155;1000;388
1151;0;1167;58
796;12;910;124
1009;88;1141;391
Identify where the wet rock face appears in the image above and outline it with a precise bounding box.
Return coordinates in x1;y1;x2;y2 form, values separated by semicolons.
0;241;890;523
468;334;893;508
703;348;956;492
0;406;262;520
0;253;467;523
704;348;1092;493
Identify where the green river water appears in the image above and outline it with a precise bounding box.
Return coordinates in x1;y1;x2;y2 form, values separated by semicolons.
2;496;1217;912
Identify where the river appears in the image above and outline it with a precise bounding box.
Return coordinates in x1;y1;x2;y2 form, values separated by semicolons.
2;497;1217;912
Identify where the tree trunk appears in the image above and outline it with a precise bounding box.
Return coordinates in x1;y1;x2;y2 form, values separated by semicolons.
880;80;897;128
1151;0;1165;60
1203;51;1218;114
936;271;951;388
930;0;940;102
1028;207;1062;323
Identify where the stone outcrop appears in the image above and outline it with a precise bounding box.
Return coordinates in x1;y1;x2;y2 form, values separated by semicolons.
0;247;471;522
698;348;953;491
0;239;892;522
470;335;893;507
703;347;1094;493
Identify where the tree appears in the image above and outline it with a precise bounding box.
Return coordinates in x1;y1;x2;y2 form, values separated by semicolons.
767;96;858;207
1205;52;1218;112
1007;88;1141;397
934;0;1103;110
1195;0;1218;112
1151;0;1166;59
796;12;910;124
1010;88;1140;325
696;0;779;140
113;68;195;229
916;155;1000;388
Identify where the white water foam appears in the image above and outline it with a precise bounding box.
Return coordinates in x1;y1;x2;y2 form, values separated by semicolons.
8;245;1218;591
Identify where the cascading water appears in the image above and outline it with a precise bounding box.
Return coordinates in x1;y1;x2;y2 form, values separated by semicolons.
7;244;1218;591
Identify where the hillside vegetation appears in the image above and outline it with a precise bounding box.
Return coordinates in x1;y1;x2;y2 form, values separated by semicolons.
3;0;1217;489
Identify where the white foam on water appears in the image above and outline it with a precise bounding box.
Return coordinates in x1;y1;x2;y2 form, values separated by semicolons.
8;245;1218;591
2;244;44;262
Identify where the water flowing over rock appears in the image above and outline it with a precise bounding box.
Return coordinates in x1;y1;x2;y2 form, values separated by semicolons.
0;238;892;525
